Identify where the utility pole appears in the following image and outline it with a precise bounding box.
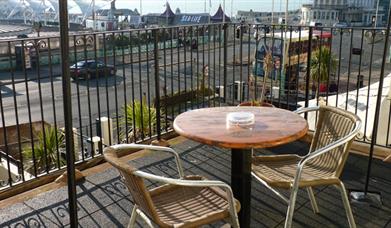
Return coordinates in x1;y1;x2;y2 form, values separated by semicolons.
140;0;142;15
231;0;233;18
374;0;380;27
272;0;274;24
208;0;211;24
42;0;47;25
223;0;226;23
92;0;95;30
285;0;288;27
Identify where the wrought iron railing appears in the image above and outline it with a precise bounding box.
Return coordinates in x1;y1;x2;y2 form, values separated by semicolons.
0;23;390;192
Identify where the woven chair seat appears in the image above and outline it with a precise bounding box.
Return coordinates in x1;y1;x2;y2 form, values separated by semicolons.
252;155;340;189
104;145;240;228
149;176;241;227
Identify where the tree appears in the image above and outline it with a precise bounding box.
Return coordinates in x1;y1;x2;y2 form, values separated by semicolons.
23;127;65;174
310;47;337;96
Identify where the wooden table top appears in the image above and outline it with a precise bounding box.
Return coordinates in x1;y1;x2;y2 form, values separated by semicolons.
173;106;308;149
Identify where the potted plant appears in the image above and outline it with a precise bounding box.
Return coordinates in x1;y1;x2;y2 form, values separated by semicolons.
23;126;65;174
310;47;337;97
240;50;274;107
120;96;157;142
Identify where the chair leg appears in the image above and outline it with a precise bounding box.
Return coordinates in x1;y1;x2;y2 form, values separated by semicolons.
284;185;300;228
223;217;240;228
306;187;320;214
336;182;356;228
230;215;240;228
128;205;138;228
136;208;155;228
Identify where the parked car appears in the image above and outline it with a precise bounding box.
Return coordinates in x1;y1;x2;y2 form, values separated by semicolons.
333;22;349;28
70;60;116;80
17;34;29;38
310;21;322;27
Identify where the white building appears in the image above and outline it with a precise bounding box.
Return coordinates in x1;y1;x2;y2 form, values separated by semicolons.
301;0;384;26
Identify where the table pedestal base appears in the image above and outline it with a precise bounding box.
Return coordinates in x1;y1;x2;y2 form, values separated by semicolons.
231;149;252;228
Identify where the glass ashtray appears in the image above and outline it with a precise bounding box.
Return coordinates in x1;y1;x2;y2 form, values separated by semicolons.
226;112;255;127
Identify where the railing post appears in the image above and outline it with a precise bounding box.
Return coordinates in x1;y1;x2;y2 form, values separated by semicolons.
304;27;313;120
223;23;228;103
59;0;78;227
153;29;164;145
364;5;391;198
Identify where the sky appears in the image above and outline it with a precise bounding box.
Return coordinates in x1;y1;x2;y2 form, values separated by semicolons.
110;0;309;16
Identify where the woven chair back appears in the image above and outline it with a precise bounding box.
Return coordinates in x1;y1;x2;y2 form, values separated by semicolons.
103;148;159;221
307;106;358;177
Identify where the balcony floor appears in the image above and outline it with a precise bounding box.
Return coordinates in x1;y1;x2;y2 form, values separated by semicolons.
0;137;390;227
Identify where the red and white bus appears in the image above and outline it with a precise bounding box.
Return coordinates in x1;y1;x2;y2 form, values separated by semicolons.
253;29;332;91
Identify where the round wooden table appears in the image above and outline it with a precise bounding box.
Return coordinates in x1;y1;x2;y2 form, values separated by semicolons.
173;106;308;228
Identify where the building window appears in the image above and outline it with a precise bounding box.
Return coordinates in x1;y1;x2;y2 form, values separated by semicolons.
326;12;330;20
322;11;325;19
331;12;335;19
313;11;317;19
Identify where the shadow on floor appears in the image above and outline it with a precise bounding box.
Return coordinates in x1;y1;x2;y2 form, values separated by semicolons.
0;139;390;227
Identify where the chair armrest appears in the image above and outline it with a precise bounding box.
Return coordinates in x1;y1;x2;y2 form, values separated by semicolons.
134;170;239;219
110;144;184;178
294;106;320;115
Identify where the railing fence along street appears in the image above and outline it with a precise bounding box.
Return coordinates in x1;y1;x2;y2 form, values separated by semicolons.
0;22;390;223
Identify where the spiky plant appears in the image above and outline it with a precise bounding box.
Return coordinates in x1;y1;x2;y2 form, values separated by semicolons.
121;97;157;141
260;51;274;105
23;127;65;174
310;47;337;96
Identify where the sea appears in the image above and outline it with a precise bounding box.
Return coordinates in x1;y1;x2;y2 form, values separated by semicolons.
107;0;309;16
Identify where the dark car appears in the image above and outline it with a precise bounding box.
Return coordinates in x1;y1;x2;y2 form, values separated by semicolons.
70;60;116;80
17;34;29;38
333;22;349;28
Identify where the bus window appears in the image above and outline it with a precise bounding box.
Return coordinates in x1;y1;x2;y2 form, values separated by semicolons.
253;37;283;78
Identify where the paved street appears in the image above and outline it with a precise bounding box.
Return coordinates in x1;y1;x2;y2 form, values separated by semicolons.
0;30;389;143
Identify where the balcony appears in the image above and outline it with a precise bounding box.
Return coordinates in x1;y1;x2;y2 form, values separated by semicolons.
0;138;390;227
0;22;390;227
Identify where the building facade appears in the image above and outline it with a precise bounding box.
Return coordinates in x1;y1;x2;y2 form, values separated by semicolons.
301;0;384;26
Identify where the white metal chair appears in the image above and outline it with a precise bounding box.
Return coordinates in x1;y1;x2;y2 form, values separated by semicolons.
252;105;361;228
104;144;240;228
